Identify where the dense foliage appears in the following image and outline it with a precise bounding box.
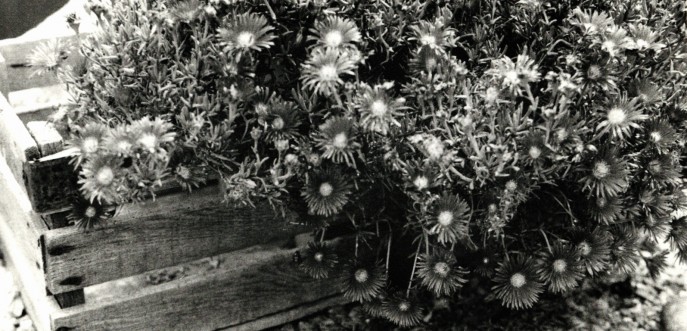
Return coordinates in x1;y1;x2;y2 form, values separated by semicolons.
33;0;687;326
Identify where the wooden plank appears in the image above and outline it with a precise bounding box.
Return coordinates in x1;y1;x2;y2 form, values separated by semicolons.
0;156;47;274
0;216;59;331
51;240;344;331
24;156;76;214
26;121;64;156
0;93;40;188
0;35;82;92
0;52;8;98
9;84;70;120
42;184;310;294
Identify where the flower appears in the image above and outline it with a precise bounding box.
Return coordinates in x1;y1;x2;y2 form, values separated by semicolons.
67;197;115;229
486;54;541;95
410;45;441;73
301;166;353;216
170;0;202;23
520;132;549;163
640;213;671;241
78;155;124;203
314;117;360;166
406;165;436;191
491;255;544;309
309;16;361;49
298;242;339;279
668;216;687;251
428;193;471;245
174;164;206;192
340;260;387;302
102;125;137;156
627;24;666;52
570;227;611;276
609;226;639;275
362;290;388;317
644;118;677;152
129;117;176;155
409;19;456;51
217;12;276;52
630;80;663;104
381;293;423;327
579;147;629;198
301;48;356;96
570;8;613;35
537;242;584;293
598;25;632;57
69;123;108;167
353;83;404;135
646;155;682;187
580;61;618;92
588;195;623;225
643;249;669;280
27;39;70;77
416;249;468;296
263;100;302;141
595;94;647;140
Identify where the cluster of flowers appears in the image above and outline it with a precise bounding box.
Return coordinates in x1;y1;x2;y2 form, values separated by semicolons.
36;0;687;326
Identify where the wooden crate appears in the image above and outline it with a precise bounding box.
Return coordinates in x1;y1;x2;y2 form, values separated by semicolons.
0;36;344;330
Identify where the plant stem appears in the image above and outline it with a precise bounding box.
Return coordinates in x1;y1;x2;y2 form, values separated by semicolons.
407;239;422;297
540;228;553;254
385;233;392;273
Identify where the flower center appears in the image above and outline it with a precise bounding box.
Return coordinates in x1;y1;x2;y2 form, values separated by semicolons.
553;259;567;273
398;301;410;312
556;128;569;141
319;64;338;82
84;206;97;218
332;133;348;149
528;146;542;159
648;160;662;175
607;107;627;125
370;100;388;117
177;166;191;179
413;176;429;190
96;166;115;186
236;31;255;48
438;211;454;226
635;39;649;49
116;140;132;153
314;252;324;262
319;182;334;197
593;161;611;179
82;137;100;154
138;133;158;150
420;34;437;46
433;262;450;277
354;269;369;283
596;197;607;208
650;131;662;143
504;70;521;86
505;180;517;191
579;241;592;256
272;117;285;130
587;65;602;80
324;31;344;47
510;273;526;288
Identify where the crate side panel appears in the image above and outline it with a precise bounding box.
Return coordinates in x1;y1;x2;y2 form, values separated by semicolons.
0;94;40;188
51;242;343;331
42;184;311;294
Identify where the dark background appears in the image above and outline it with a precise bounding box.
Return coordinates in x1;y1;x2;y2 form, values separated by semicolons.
0;0;68;39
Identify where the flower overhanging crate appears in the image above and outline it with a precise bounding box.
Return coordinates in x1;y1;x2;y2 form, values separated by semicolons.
0;35;345;331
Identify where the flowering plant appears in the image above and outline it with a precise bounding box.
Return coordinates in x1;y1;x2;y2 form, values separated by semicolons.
34;0;687;326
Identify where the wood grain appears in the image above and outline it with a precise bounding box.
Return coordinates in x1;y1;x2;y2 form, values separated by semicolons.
52;241;344;331
42;184;311;294
0;35;82;92
0;53;8;98
9;84;70;122
0;93;40;188
26;121;63;156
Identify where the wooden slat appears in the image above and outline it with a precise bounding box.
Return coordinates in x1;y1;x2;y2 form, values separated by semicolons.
0;52;8;98
42;184;310;294
0;155;47;273
24;156;76;214
26;121;63;156
9;84;70;122
0;35;82;92
51;241;344;331
0;93;40;188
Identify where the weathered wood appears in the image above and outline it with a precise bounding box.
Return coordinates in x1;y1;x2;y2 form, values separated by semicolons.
9;85;70;122
26;121;63;156
0;216;59;331
42;184;311;294
51;240;344;331
0;93;40;188
0;53;8;98
0;156;47;274
53;289;86;309
0;35;82;92
24;156;76;214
